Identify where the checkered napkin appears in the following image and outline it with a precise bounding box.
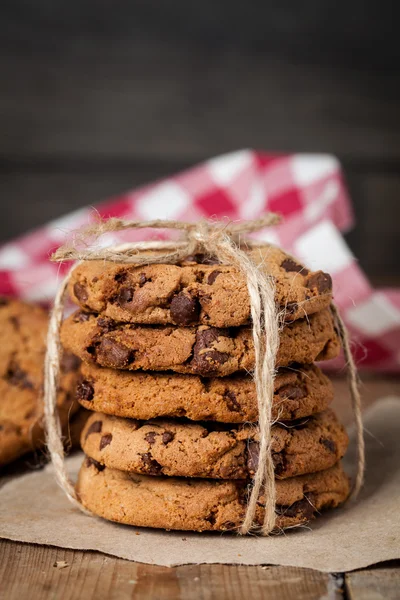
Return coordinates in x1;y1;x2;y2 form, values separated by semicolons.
1;149;399;371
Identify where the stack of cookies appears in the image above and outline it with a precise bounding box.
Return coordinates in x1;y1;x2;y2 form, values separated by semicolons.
61;246;351;532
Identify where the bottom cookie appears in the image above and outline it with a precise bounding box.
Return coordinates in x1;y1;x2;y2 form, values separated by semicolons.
76;459;350;532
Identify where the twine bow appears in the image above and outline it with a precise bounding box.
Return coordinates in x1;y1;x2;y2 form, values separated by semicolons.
44;214;364;535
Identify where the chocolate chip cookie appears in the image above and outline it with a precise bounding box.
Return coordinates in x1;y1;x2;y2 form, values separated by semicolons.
0;297;81;467
76;460;350;532
81;409;348;480
77;363;333;423
61;308;340;376
69;247;332;327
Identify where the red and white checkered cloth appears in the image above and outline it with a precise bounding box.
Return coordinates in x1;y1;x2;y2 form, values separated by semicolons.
1;149;399;371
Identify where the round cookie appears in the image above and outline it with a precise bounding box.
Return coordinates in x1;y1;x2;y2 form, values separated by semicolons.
76;460;350;532
0;297;81;467
61;308;340;376
69;246;332;327
77;363;334;423
81;409;349;480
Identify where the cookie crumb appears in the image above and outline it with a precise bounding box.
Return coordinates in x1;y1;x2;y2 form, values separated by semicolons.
53;560;69;569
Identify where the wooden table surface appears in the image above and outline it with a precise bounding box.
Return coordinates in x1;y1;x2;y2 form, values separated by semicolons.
1;375;399;599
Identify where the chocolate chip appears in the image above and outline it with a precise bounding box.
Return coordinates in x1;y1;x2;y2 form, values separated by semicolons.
207;270;222;285
139;273;147;286
85;420;102;439
74;311;90;323
97;338;133;368
114;271;128;283
170;292;200;325
145;432;157;444
6;364;33;389
76;380;94;402
275;496;314;520
281;259;309;275
61;352;81;373
320;438;337;453
162;431;174;444
192;328;229;375
224;390;241;412
97;317;116;333
10;315;20;330
141;453;162;475
205;513;217;525
307;272;332;294
0;297;10;306
247;441;259;474
74;282;88;303
100;433;112;450
272;452;287;476
117;287;134;306
277;384;306;401
85;456;105;471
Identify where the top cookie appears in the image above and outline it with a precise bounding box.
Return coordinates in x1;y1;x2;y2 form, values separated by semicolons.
69;247;332;327
0;297;81;467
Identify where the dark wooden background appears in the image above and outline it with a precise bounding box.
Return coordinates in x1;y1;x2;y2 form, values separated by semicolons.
0;1;399;279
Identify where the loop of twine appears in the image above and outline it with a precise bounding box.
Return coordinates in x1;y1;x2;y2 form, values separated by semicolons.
44;215;364;534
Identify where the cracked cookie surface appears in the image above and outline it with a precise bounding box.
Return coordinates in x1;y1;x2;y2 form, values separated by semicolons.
76;460;350;532
81;409;348;480
77;362;333;423
61;308;340;376
69;247;332;327
0;297;81;466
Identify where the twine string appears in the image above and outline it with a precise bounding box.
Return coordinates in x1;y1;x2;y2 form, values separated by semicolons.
44;265;92;514
44;215;364;534
331;304;365;498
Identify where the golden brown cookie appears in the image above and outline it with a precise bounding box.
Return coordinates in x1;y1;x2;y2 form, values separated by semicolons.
69;247;332;327
76;460;350;532
0;297;81;467
61;308;340;376
81;409;348;480
77;363;333;423
69;246;332;327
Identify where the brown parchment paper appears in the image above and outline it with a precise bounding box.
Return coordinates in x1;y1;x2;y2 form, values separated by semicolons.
0;397;399;572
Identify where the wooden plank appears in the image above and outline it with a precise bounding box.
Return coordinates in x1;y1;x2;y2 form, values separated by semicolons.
174;564;343;600
346;566;400;599
1;0;397;69
0;539;343;600
0;44;398;163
